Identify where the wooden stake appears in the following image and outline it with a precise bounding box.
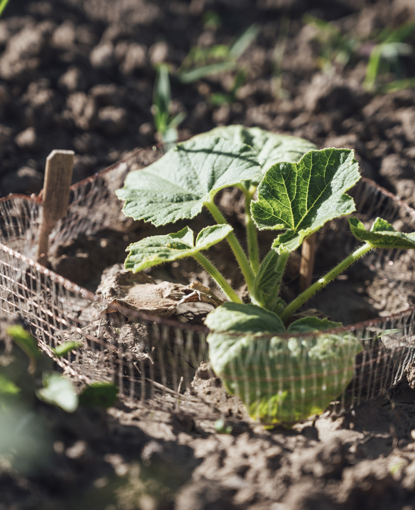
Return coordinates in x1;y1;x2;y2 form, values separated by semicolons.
299;233;316;292
36;150;74;266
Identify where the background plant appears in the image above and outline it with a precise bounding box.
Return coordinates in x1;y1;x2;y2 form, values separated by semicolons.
305;15;415;93
176;23;260;85
304;14;359;73
0;0;10;17
363;21;415;91
152;64;186;146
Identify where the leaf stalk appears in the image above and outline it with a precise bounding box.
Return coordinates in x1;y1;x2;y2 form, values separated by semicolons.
243;184;260;274
204;200;255;294
279;242;372;322
193;252;242;303
269;251;289;311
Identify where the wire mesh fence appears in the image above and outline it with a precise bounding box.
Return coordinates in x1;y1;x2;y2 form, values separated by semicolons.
1;146;415;423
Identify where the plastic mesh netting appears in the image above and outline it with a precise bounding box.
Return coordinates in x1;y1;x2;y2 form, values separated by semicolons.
1;147;415;423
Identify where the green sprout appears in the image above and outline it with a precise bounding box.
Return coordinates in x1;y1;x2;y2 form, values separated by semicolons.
272;16;290;99
304;14;358;73
364;22;415;91
4;325;118;413
304;15;415;93
152;64;185;146
176;23;260;84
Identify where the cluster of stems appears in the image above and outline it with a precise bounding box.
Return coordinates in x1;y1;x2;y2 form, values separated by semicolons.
192;188;373;325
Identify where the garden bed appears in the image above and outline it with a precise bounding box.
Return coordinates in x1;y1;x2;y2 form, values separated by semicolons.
2;146;415;419
2;0;415;508
2;155;415;508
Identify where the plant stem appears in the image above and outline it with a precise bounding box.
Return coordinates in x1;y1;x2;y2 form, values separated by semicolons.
204;200;255;294
243;185;260;274
193;252;242;303
269;251;289;311
0;0;10;17
280;242;372;323
299;233;316;292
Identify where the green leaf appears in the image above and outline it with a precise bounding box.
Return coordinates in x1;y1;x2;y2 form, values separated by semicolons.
36;373;78;413
206;305;361;424
177;61;237;84
207;315;362;424
349;217;415;249
252;149;360;252
0;374;20;396
195;125;316;179
116;136;261;226
229;23;260;58
125;224;233;272
0;0;11;17
287;317;342;333
79;382;118;408
7;326;40;360
205;302;285;337
252;249;284;312
53;341;82;358
153;64;171;124
7;325;41;373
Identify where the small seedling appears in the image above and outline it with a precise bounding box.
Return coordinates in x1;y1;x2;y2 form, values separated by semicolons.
304;15;415;92
209;70;246;105
364;22;415;91
176;24;260;84
5;325;118;412
116;125;415;424
304;15;358;72
272;16;290;99
152;64;185;146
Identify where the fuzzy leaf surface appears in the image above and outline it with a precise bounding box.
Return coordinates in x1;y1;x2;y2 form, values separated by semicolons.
251;149;360;253
206;304;361;424
195;125;316;179
349;217;415;249
125;225;233;272
116;136;261;226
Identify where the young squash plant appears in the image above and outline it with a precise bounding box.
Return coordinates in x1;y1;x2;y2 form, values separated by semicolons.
116;125;415;424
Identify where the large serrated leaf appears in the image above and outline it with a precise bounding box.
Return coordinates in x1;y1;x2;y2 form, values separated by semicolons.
116;136;261;226
125;224;233;273
206;305;361;424
349;217;415;249
195;125;316;179
251;148;360;253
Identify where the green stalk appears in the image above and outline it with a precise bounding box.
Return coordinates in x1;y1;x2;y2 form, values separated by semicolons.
0;0;10;17
243;185;260;274
193;252;242;303
204;200;255;294
280;243;372;323
269;251;289;311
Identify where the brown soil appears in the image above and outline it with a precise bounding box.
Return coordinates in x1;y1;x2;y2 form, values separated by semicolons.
2;0;415;509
